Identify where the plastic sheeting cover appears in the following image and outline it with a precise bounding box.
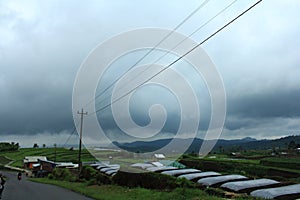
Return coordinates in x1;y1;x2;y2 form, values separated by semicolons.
105;169;118;175
251;184;300;199
146;166;177;172
161;169;200;176
131;163;154;169
221;178;279;192
198;174;247;186
178;172;220;180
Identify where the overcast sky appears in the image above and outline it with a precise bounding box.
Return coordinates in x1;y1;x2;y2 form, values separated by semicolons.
1;0;300;147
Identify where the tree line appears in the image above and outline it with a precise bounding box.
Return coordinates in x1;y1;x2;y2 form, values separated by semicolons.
0;142;19;152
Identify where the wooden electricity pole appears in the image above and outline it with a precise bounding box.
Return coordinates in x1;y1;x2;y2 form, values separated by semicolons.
77;108;87;178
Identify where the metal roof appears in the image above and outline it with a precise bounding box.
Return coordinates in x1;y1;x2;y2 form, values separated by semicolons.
23;156;47;163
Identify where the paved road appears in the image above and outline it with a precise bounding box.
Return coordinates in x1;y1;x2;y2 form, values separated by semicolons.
1;171;94;200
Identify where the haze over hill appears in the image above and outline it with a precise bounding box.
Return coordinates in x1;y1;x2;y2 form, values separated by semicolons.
112;135;300;153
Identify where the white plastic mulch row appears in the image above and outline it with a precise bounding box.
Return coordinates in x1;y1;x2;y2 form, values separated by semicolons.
92;163;120;176
94;162;300;199
161;169;201;176
221;178;279;192
146;166;177;172
197;174;247;186
178;172;220;180
250;184;300;199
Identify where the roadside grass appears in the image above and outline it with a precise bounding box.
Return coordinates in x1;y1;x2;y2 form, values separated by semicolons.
0;155;12;165
30;178;225;200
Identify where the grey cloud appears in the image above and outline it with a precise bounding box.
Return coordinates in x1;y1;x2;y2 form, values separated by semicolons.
1;0;300;145
228;87;300;119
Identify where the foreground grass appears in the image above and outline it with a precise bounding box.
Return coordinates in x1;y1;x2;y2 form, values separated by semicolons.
0;155;12;165
30;178;224;200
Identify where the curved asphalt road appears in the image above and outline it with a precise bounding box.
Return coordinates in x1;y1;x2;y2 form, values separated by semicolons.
1;171;94;200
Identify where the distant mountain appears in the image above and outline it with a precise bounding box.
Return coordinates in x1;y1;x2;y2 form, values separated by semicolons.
112;135;300;153
241;137;257;142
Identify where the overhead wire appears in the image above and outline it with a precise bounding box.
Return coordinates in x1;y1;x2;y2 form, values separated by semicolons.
96;0;238;107
60;120;79;148
82;0;211;109
90;0;262;116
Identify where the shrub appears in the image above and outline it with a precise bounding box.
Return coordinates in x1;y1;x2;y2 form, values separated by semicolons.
112;171;194;190
81;166;97;181
52;168;76;182
81;166;112;185
48;173;54;179
95;172;111;185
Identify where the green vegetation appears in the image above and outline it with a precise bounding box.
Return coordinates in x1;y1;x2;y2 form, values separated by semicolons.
180;153;300;183
0;155;12;165
260;157;300;170
30;165;258;200
31;178;228;200
2;147;299;199
0;147;96;167
0;142;19;152
112;170;194;190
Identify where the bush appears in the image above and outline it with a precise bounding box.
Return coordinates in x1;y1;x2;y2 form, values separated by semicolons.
112;171;194;190
48;173;54;179
52;168;76;182
95;172;111;185
81;166;112;185
81;166;97;181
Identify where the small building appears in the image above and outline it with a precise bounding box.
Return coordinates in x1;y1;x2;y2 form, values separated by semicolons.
33;160;78;177
23;156;47;169
154;154;165;160
39;160;57;172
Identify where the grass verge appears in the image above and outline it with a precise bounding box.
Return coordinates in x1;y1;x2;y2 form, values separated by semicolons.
30;178;224;200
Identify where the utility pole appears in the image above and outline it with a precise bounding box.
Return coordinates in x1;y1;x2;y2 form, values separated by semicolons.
77;108;88;178
54;143;57;162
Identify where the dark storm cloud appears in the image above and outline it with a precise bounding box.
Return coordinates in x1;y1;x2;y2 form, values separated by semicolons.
228;87;300;119
0;70;75;135
1;0;300;145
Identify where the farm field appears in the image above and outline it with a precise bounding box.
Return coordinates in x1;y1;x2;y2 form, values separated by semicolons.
1;147;300;199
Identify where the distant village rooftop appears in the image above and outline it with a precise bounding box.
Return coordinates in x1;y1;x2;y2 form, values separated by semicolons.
154;154;165;159
23;156;47;163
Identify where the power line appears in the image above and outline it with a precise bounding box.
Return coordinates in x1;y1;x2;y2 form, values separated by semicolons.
91;0;262;116
60;118;80;148
83;0;211;109
61;126;78;148
96;0;238;107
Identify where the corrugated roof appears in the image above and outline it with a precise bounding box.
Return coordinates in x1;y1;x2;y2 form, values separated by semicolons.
23;156;47;163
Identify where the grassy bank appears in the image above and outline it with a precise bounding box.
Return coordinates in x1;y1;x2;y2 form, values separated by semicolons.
0;148;96;167
180;156;300;183
30;178;225;200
